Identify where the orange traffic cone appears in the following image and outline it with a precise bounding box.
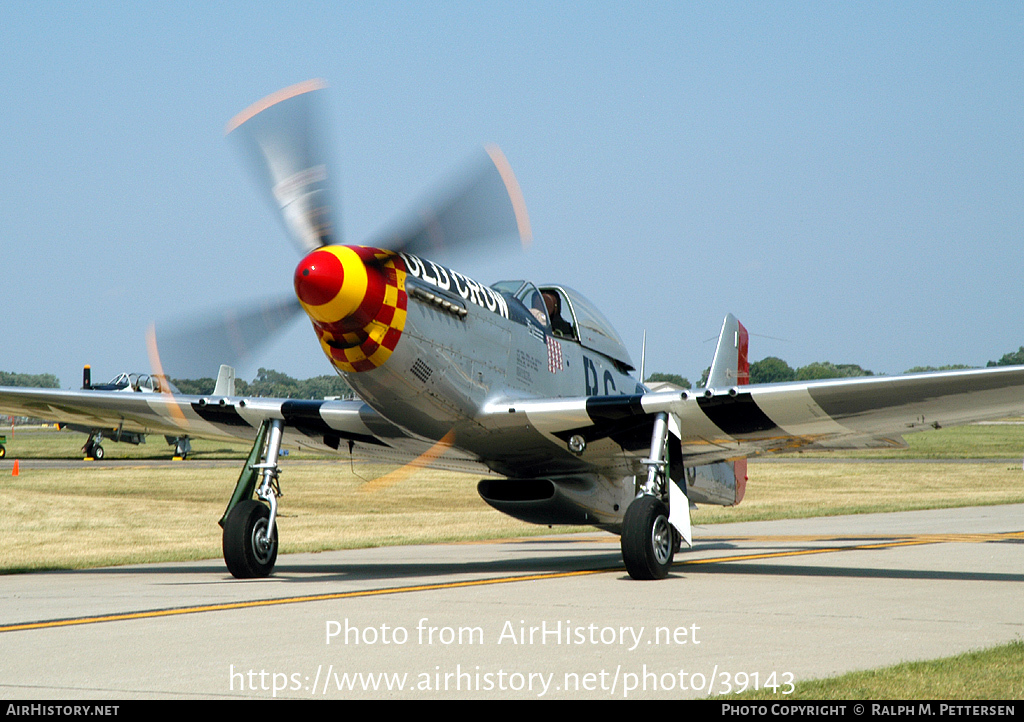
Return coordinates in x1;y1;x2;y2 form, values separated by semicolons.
12;459;19;476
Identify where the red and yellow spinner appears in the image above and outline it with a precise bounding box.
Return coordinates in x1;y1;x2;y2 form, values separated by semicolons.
294;245;408;373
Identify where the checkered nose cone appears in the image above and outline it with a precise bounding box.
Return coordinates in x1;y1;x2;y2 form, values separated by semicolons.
295;245;408;373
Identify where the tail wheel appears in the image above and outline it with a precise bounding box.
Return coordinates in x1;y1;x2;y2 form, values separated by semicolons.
621;495;674;580
223;500;278;578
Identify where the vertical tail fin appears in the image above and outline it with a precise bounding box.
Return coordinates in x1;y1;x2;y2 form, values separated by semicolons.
213;365;236;397
705;313;749;388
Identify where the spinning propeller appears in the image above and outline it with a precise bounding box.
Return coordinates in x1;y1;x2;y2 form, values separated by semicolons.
149;79;530;380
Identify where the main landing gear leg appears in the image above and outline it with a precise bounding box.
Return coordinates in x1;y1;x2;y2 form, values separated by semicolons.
220;419;284;578
621;412;690;580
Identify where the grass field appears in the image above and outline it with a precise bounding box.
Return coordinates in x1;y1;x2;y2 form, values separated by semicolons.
780;421;1024;459
0;461;581;572
730;640;1024;700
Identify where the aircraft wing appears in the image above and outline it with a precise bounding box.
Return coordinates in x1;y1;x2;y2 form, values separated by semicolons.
0;386;205;439
0;386;488;472
497;365;1024;468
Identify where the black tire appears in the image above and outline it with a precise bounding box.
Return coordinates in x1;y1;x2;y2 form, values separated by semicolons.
621;495;674;580
92;445;104;460
223;500;278;578
0;444;6;459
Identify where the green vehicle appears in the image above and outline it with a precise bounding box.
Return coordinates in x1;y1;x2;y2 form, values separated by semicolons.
0;434;6;458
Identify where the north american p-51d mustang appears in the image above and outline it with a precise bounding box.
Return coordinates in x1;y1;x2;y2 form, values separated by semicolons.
3;80;1024;580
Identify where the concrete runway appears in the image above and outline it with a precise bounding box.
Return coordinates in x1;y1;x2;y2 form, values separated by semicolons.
1;504;1022;700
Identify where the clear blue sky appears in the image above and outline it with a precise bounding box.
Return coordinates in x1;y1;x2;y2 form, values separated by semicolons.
1;2;1021;388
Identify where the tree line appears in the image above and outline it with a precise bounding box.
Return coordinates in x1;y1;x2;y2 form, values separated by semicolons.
0;368;352;399
172;368;353;399
646;345;1024;389
0;372;60;388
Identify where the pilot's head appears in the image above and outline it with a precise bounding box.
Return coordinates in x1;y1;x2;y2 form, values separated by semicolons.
542;291;560;317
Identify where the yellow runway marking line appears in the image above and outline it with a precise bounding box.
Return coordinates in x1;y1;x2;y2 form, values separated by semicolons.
0;569;609;634
679;531;1024;565
680;540;936;565
3;531;1018;634
698;532;1024;544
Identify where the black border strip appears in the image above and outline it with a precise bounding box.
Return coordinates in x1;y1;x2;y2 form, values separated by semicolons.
697;392;778;437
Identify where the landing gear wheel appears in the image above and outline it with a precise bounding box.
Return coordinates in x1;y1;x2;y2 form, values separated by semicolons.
621;495;674;580
91;444;104;460
174;438;191;460
223;500;278;579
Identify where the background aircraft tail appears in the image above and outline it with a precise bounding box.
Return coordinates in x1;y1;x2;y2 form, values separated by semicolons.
213;365;236;397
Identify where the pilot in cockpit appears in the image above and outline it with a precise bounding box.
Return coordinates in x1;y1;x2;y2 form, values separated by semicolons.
542;291;575;338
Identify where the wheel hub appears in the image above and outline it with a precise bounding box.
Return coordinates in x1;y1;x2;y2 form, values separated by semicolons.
252;519;274;564
651;515;672;566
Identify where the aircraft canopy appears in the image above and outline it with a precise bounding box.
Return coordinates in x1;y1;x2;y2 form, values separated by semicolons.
492;281;634;370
